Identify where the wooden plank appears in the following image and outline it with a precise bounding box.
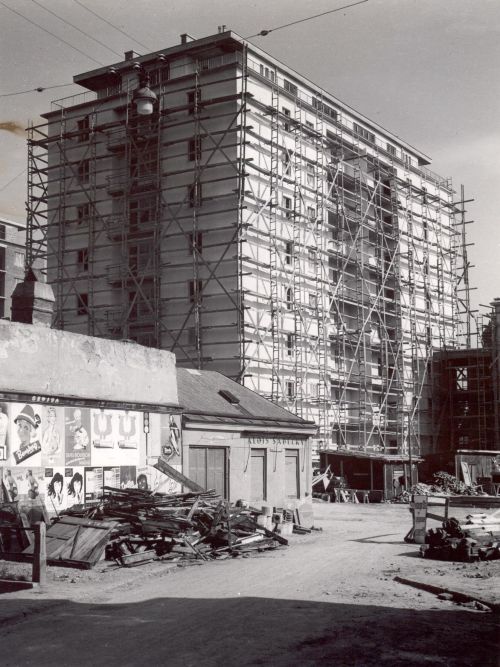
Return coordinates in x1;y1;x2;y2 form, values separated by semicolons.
154;458;206;493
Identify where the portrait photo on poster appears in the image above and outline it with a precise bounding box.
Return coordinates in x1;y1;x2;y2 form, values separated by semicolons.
11;403;42;465
65;407;91;466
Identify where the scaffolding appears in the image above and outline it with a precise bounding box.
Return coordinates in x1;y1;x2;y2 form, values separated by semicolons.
26;32;468;459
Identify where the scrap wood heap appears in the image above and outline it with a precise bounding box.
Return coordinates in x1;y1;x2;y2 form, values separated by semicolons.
56;486;290;567
394;472;486;504
421;513;500;562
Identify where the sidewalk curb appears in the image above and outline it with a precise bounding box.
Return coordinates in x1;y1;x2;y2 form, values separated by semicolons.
394;575;500;613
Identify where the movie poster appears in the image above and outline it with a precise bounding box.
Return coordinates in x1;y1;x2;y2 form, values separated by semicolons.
84;466;103;502
44;466;67;512
65;407;91;466
65;467;84;507
0;402;9;462
40;405;65;467
91;410;140;467
9;403;42;466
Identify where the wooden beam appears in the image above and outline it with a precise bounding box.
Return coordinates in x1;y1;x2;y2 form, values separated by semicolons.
153;457;206;493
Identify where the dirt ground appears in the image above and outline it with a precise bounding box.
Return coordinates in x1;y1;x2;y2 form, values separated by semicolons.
0;501;499;666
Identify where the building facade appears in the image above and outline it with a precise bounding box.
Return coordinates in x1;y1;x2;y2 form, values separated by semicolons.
0;217;26;320
29;31;465;461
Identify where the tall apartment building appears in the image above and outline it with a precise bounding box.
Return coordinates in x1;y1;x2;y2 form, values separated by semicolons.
0;217;26;319
28;31;466;460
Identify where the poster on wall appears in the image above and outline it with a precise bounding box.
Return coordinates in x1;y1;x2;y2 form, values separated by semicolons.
0;402;9;462
103;465;136;490
84;466;103;502
91;410;140;467
44;467;67;513
40;405;65;467
160;414;181;465
65;467;84;506
65;408;91;467
10;403;42;466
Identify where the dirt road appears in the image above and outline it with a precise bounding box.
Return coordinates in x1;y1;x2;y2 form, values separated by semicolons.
0;502;498;666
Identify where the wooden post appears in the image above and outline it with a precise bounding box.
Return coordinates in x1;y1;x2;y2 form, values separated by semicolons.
32;521;47;589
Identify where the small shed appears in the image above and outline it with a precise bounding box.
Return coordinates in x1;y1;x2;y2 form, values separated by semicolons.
455;449;500;490
319;450;422;501
176;368;317;509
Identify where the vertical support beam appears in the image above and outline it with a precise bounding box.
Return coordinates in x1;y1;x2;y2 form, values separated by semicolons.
32;521;47;588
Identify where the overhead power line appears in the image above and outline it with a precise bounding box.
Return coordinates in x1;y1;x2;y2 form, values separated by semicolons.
245;0;369;39
72;0;150;53
30;0;124;59
0;1;105;66
0;167;27;193
0;83;76;98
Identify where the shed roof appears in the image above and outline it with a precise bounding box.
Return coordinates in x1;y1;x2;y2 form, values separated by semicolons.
176;367;315;431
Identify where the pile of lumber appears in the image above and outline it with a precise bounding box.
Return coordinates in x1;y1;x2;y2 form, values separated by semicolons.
48;486;290;568
421;513;500;562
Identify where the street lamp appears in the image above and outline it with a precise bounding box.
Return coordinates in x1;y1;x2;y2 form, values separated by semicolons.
132;71;157;116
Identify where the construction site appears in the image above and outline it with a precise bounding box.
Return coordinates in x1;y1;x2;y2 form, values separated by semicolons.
26;30;479;463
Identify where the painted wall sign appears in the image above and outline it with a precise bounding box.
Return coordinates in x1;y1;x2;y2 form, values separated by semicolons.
247;436;303;447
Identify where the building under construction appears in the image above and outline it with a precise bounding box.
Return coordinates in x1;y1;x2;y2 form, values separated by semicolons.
27;30;469;461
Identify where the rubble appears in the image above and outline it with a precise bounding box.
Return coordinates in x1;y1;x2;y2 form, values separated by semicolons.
393;471;487;504
1;486;310;569
420;514;500;563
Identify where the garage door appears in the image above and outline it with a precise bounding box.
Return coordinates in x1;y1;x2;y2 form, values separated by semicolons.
189;446;227;498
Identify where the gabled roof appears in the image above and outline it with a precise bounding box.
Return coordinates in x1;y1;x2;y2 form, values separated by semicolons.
176;367;316;431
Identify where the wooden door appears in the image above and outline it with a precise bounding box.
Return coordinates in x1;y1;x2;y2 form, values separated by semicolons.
250;448;266;502
188;446;227;498
285;449;300;499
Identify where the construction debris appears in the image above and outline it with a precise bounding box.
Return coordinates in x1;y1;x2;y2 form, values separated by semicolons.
394;471;487;504
7;486;298;569
420;512;500;562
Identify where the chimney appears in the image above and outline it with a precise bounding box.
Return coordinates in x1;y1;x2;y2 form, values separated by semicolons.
11;268;55;327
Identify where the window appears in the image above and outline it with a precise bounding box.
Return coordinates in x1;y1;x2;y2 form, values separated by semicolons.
78;159;90;183
77;203;91;225
309;293;317;309
188;136;202;162
14;252;24;268
285;287;293;310
312;98;337;120
307;248;316;270
353;122;375;144
282;107;291;132
76;292;88;316
286;380;295;398
306;163;315;188
284;79;298;96
282;151;291;175
187;89;201;114
188;182;202;208
130;196;156;230
456;367;468;391
189;232;203;255
307;206;316;221
283;196;292;219
77;248;89;273
189;279;203;303
286;333;294;356
77;116;90;142
149;64;170;86
386;143;396;156
259;64;275;82
129;242;152;273
284;241;293;265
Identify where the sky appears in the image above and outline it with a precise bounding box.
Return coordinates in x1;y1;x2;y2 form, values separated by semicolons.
0;0;499;317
